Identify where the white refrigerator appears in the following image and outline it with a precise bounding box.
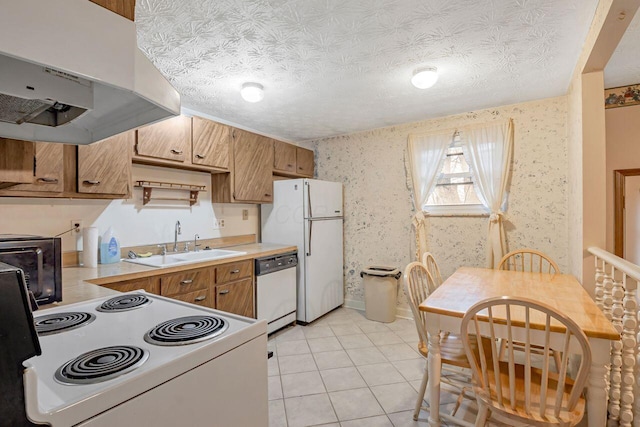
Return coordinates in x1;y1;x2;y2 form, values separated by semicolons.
261;179;344;323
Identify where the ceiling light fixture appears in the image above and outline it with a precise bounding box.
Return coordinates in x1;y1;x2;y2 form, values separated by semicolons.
240;82;264;103
411;67;439;89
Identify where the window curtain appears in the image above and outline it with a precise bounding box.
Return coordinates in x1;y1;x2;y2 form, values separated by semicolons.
461;119;514;268
406;131;452;259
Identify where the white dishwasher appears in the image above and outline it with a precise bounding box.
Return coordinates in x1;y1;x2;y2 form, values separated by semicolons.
255;252;298;334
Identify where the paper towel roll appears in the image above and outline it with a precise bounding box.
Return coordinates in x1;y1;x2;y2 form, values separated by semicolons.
82;227;99;268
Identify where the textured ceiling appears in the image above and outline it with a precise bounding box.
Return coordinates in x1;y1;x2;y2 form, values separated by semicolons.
605;9;640;89
136;0;599;142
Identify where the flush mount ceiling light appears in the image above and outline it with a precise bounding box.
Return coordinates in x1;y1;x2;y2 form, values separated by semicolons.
240;82;264;103
411;67;439;89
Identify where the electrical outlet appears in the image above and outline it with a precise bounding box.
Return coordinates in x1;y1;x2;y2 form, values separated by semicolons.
220;219;224;228
71;219;84;234
213;219;224;230
242;209;249;220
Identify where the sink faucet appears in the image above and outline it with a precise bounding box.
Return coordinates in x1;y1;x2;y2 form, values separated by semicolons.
174;220;181;252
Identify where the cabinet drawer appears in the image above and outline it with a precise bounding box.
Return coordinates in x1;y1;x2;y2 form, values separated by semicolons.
161;268;212;296
170;288;212;308
215;278;254;318
217;260;252;283
102;277;160;294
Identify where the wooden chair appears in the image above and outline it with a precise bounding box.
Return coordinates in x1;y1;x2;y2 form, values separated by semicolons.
498;249;560;274
497;249;562;371
460;296;591;427
421;251;443;287
404;261;479;422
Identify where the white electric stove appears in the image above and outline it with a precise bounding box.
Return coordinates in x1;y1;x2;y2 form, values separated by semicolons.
23;292;268;426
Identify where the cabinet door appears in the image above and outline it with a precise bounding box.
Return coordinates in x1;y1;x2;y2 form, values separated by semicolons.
171;287;213;308
216;260;252;283
296;147;314;177
233;129;273;203
215;278;254;318
136;115;191;163
78;132;132;195
89;0;135;20
0;138;34;188
273;140;296;173
160;267;212;296
192;117;230;169
7;143;64;193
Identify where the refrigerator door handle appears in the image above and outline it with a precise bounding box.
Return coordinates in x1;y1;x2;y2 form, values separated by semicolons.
306;220;313;256
306;181;313;219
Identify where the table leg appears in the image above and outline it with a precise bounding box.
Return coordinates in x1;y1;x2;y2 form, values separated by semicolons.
427;329;442;427
588;338;611;426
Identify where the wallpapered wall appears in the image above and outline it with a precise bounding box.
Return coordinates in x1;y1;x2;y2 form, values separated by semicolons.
309;96;569;314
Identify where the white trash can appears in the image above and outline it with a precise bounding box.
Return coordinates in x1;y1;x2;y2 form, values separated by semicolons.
360;266;402;323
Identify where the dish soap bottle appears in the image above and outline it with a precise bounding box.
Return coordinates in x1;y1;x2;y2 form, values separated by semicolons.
100;227;121;264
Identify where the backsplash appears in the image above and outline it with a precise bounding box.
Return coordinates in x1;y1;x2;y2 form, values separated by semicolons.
0;164;259;253
309;96;569;313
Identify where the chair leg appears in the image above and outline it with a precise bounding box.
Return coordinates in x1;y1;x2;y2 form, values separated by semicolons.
414;364;429;421
475;403;489;427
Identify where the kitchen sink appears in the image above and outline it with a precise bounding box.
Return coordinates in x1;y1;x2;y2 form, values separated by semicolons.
124;249;247;268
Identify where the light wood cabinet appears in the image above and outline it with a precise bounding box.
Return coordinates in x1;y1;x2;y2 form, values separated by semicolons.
214;259;254;318
6;143;65;193
135;115;192;163
171;287;212;308
272;140;314;178
212;129;273;203
78;131;132;196
296;147;314;177
89;0;135;21
215;278;253;318
192;117;230;170
0;138;34;189
160;267;211;296
273;140;297;174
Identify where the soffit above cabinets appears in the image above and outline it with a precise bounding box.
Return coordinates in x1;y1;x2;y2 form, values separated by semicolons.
137;0;599;142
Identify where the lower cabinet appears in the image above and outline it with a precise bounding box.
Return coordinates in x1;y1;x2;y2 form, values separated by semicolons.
100;259;255;317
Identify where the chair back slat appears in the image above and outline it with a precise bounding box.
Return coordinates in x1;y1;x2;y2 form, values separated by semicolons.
498;249;560;274
421;252;443;287
403;262;438;346
460;297;592;423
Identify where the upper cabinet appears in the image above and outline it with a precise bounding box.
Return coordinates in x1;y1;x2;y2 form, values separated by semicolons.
192;117;230;170
212;129;274;204
89;0;135;20
78;132;133;196
272;140;314;178
135;115;191;164
5;143;65;193
0;139;35;189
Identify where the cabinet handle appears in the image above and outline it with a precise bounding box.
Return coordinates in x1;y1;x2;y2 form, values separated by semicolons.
264;193;271;197
218;290;230;295
287;164;293;167
37;177;58;183
194;295;206;302
195;154;205;159
83;180;101;185
230;269;240;274
180;279;193;285
170;149;183;155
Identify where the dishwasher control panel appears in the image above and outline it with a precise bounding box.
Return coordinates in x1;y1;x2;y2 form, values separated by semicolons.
255;252;298;276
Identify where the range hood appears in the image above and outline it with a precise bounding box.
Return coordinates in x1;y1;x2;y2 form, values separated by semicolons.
0;0;180;145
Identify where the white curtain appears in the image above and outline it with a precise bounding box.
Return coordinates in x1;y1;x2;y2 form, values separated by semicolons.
407;131;452;259
461;120;514;268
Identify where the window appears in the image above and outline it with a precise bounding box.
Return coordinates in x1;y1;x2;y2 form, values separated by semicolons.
424;136;486;215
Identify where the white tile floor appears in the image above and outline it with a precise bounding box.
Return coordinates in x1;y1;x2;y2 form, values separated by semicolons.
267;307;506;427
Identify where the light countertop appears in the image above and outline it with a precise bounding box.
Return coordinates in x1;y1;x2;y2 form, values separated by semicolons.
44;243;297;308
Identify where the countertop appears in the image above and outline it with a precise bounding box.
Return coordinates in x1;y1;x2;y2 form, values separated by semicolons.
46;243;297;308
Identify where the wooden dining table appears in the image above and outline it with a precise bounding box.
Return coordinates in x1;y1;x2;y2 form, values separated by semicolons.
418;267;620;427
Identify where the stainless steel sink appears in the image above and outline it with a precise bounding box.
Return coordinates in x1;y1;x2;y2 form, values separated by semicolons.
124;249;247;268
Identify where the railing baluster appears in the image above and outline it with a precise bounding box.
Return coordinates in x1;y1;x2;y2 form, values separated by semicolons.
588;248;640;426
